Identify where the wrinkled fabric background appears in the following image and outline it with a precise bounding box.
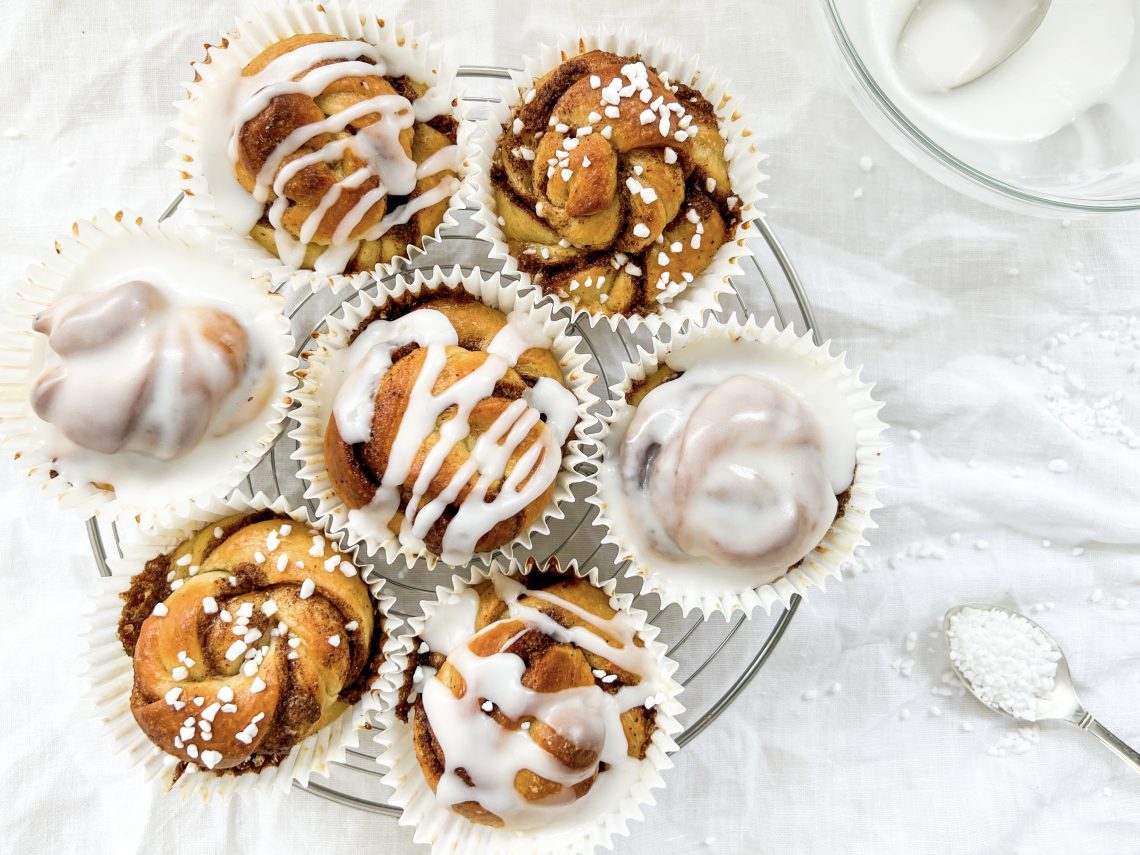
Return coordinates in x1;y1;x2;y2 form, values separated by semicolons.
2;2;1139;853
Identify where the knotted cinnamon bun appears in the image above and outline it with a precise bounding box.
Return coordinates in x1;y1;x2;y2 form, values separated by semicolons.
321;291;579;564
227;33;460;274
396;562;669;829
602;335;858;590
30;280;271;461
492;49;739;316
118;511;382;773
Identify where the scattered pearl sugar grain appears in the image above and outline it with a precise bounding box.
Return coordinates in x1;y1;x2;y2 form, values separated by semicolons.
947;607;1061;721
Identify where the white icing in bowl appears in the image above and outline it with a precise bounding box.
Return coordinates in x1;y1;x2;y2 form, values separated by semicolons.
821;0;1140;210
851;0;1135;144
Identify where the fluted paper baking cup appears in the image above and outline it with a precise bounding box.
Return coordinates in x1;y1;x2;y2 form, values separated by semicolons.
81;490;401;799
375;557;684;855
289;264;600;570
0;210;296;525
591;315;889;620
169;0;467;295
468;26;768;336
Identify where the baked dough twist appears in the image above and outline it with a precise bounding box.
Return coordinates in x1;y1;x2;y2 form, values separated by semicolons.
233;33;459;272
492;49;738;315
324;293;574;560
31;280;256;461
118;511;381;773
402;565;658;828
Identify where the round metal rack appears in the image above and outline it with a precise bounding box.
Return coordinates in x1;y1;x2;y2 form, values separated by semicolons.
87;65;819;815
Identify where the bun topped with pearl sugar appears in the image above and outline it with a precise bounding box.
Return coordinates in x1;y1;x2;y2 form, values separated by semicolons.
118;511;383;774
491;49;740;317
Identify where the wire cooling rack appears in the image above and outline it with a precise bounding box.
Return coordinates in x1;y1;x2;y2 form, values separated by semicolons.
86;65;819;815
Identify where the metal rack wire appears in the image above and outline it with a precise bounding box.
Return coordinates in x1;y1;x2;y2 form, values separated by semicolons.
86;65;819;815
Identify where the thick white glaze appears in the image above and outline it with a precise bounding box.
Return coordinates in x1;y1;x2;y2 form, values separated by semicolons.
325;307;578;564
601;338;857;593
32;281;262;461
414;573;667;831
27;235;290;508
213;36;457;272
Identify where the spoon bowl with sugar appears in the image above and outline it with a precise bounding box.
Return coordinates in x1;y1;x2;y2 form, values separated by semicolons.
944;603;1140;773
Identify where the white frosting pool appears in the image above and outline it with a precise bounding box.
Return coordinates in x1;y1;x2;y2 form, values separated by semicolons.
601;337;857;595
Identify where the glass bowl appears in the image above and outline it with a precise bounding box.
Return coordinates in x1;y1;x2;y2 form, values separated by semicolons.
812;0;1140;215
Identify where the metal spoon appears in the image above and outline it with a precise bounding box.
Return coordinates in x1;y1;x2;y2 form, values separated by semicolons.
944;604;1140;773
897;0;1052;91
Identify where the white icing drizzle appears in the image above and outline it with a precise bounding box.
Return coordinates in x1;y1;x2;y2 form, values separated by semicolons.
601;338;858;591
298;167;370;244
225;37;457;272
415;144;464;180
417;573;666;831
323;142;462;249
332;309;457;444
419;588;481;655
329;308;578;564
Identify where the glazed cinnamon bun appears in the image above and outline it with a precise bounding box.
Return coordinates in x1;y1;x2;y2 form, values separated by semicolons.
226;33;460;274
396;561;671;829
320;291;580;564
601;332;859;593
10;213;294;515
118;511;383;773
30;280;268;461
491;49;740;316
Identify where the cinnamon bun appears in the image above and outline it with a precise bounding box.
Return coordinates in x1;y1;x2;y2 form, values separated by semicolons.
118;511;383;773
218;32;460;274
491;49;740;316
19;219;292;511
31;280;266;461
601;332;859;594
319;290;580;565
395;561;670;830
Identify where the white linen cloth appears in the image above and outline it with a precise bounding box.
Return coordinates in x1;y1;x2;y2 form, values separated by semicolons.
1;1;1138;853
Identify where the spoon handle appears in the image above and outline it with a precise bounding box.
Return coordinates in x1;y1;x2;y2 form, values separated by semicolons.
1086;719;1140;774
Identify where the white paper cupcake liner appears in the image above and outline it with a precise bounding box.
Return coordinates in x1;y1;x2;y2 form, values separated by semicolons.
375;556;684;855
289;265;600;570
81;490;401;799
591;315;889;620
468;26;769;336
0;210;297;525
168;0;469;295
